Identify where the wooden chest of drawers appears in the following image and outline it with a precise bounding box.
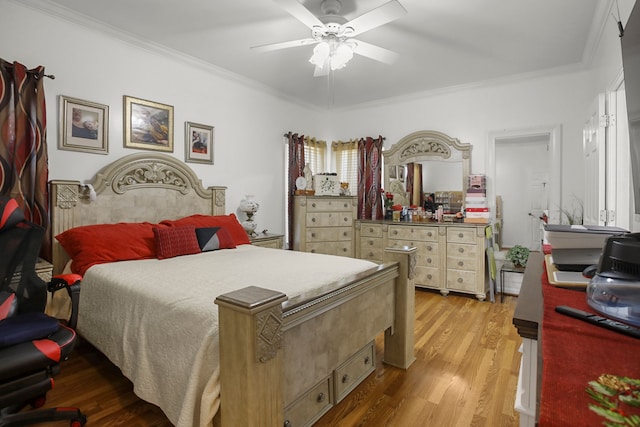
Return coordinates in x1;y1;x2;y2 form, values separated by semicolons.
293;195;357;257
355;220;488;300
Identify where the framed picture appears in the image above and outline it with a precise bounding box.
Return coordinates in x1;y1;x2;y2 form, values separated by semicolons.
185;121;214;164
388;165;397;179
59;96;109;154
398;165;405;182
123;95;173;152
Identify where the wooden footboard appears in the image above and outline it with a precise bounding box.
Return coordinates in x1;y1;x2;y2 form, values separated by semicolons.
215;246;416;427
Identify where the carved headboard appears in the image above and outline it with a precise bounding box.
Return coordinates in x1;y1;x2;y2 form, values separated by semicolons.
50;153;226;274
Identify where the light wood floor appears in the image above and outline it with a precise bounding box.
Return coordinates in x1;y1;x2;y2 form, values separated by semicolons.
36;289;522;426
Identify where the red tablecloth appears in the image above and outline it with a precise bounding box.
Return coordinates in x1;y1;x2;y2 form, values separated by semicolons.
539;262;640;426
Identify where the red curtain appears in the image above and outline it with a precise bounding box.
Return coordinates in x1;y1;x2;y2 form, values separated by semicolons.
286;132;305;250
357;136;383;220
0;59;50;257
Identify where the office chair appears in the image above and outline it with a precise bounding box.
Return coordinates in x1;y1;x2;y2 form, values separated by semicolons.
0;216;86;426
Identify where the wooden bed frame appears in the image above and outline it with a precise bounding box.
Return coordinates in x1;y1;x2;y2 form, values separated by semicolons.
49;153;416;427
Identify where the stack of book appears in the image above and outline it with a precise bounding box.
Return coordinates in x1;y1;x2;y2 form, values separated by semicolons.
464;174;490;224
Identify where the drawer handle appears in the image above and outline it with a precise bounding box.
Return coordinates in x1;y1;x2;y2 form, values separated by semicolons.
343;231;348;236
311;233;316;237
458;261;464;267
427;258;432;264
368;252;374;257
458;247;464;253
311;249;316;253
427;245;432;251
343;217;348;222
428;232;433;237
368;240;374;246
458;233;464;238
368;228;374;232
342;374;350;384
284;421;291;427
427;274;432;280
344;203;348;208
342;247;347;252
393;230;398;235
364;356;371;365
312;218;316;223
317;392;326;403
312;203;316;208
457;277;463;283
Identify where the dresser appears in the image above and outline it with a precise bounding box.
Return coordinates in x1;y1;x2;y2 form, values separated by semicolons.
293;195;357;257
356;220;488;300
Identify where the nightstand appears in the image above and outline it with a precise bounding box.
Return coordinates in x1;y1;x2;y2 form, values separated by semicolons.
249;233;284;249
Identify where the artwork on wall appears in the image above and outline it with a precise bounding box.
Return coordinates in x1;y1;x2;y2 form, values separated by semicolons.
59;95;109;154
398;165;405;182
388;165;397;179
123;95;173;152
185;121;214;164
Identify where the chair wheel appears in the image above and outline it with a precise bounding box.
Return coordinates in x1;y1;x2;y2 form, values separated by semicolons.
70;417;86;427
30;395;46;408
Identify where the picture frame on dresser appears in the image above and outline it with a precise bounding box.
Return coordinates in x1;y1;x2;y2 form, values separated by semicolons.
185;121;214;164
123;95;173;152
58;95;109;154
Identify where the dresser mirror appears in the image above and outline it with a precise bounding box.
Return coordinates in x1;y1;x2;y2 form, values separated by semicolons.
383;130;471;206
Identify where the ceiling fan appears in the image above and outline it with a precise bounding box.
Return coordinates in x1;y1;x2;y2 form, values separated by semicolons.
252;0;407;76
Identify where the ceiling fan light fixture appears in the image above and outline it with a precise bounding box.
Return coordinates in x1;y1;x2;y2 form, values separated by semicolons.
331;42;354;70
309;41;330;66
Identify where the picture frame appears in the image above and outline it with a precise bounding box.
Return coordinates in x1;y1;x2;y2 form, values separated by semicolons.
388;165;397;180
398;165;405;182
185;121;214;164
59;95;109;154
123;95;173;152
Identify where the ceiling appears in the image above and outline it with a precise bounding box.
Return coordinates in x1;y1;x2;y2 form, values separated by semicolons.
26;0;604;109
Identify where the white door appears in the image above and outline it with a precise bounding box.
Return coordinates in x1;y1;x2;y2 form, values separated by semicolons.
496;135;550;250
583;94;607;225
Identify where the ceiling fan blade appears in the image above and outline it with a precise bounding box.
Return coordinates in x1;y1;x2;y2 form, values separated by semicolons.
251;38;318;53
274;0;326;30
352;40;399;64
343;0;407;37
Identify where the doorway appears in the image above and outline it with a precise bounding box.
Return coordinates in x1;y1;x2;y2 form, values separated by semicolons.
487;125;562;251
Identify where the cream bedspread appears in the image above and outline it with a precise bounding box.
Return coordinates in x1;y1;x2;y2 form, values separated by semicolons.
76;245;377;427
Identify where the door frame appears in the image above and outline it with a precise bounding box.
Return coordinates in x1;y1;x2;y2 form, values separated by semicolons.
487;124;563;228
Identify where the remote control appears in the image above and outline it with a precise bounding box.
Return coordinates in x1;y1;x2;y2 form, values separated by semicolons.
555;305;640;339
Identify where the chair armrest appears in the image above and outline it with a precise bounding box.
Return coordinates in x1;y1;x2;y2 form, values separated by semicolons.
48;274;82;329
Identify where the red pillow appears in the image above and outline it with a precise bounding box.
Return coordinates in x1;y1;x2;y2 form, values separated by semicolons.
153;225;201;259
160;214;250;245
56;222;160;275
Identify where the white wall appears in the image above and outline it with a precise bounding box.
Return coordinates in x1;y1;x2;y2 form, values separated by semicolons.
1;1;329;235
3;0;638;235
328;71;593;215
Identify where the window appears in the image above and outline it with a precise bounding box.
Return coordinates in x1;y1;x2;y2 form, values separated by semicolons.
332;139;358;192
303;137;326;175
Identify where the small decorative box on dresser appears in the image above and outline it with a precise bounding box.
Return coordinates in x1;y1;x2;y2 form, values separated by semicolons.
355;220;488;300
293;195;357;257
249;233;284;249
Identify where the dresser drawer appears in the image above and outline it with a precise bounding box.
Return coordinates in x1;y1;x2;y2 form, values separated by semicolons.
414;266;440;287
306;212;354;228
307;241;352;257
446;243;478;259
388;225;438;242
307;227;352;242
334;341;375;402
447;227;477;244
359;240;384;262
284;375;333;427
447;256;477;271
360;223;383;238
307;198;353;212
446;269;478;292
